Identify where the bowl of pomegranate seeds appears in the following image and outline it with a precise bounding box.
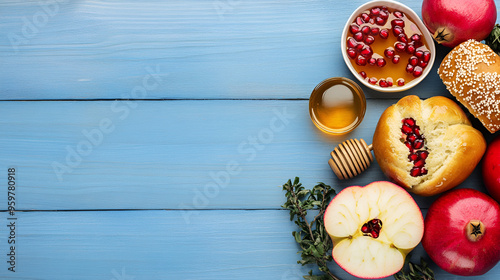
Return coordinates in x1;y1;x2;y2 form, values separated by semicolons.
341;0;435;92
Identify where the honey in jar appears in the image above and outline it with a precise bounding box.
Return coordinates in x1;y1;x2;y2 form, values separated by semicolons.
309;77;366;135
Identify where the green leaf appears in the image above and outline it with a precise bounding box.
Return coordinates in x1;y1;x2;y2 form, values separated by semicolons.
485;24;500;55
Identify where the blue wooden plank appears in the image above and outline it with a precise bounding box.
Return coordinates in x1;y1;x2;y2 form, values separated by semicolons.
2;0;496;100
0;210;498;280
0;99;488;211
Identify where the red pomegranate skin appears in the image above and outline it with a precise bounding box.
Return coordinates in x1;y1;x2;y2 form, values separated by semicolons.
423;188;500;276
483;135;500;202
421;0;497;48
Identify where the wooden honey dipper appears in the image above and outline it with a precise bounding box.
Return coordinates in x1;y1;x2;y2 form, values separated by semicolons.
328;139;373;180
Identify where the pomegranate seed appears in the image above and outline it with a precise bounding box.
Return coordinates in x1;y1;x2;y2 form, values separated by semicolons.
356;55;367;66
406;64;414;73
409;56;418;66
359;71;367;79
379;29;389;39
397;34;408;44
410;167;421;177
347;38;358;48
361;225;369;233
370;7;381;16
360;45;373;58
387;78;393;87
371;219;380;225
415;50;424;59
356;16;364;25
423;51;431;62
379;79;389;87
391;19;405;28
371;230;379;238
421;168;428;175
393;26;404;36
368;77;377;84
395;42;406;52
361;26;371;35
408;153;419;162
403;118;415;127
414;159;425;168
379;10;389;19
376;58;386;67
347;48;357;59
419;60;428;68
355;43;363;50
364;35;375;45
406;43;416;54
361;13;370;23
368;57;376;65
410;34;421;43
417;150;429;160
394;11;404;18
405;141;414;152
407;134;417;142
392;55;400;64
413;139;424;149
375;16;386;25
397;78;405;86
402;124;413;134
350;24;361;34
354;32;364;42
371;27;380;35
413;126;421;137
413;66;423;77
384;48;394;58
368;18;375;25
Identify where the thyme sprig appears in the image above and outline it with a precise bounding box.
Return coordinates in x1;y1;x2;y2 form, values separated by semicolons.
394;256;436;280
281;177;339;280
485;24;500;55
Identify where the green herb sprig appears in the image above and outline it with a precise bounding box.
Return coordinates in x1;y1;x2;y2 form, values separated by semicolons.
394;256;436;280
485;24;500;55
281;177;339;280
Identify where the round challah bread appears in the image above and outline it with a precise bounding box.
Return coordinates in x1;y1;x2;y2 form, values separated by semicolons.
372;95;486;196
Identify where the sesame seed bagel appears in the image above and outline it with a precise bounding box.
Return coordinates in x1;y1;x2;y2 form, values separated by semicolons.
372;95;486;196
438;39;500;133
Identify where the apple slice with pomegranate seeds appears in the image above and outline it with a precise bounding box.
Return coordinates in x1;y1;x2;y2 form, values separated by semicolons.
324;181;424;279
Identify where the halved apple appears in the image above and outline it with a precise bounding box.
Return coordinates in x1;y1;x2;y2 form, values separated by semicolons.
324;181;424;278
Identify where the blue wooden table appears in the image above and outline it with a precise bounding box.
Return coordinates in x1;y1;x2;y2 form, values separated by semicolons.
1;0;499;279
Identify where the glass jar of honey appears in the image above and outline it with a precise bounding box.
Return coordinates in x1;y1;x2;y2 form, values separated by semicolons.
309;77;366;135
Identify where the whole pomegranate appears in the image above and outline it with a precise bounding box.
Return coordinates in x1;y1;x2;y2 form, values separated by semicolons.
422;188;500;276
421;0;497;48
483;135;500;202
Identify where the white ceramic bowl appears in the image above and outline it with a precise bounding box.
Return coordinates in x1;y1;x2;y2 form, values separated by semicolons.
341;0;435;92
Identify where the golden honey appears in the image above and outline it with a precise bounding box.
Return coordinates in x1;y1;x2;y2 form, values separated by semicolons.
309;77;366;134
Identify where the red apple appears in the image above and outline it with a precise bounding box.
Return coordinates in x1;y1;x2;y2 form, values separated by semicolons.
324;181;423;278
422;188;500;276
483;135;500;202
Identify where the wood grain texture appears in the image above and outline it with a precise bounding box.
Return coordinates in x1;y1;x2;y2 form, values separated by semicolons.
1;0;500;279
0;99;487;211
1;210;497;280
0;0;465;100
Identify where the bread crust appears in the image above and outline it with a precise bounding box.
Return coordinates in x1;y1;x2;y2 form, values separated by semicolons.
372;95;486;196
438;39;500;133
